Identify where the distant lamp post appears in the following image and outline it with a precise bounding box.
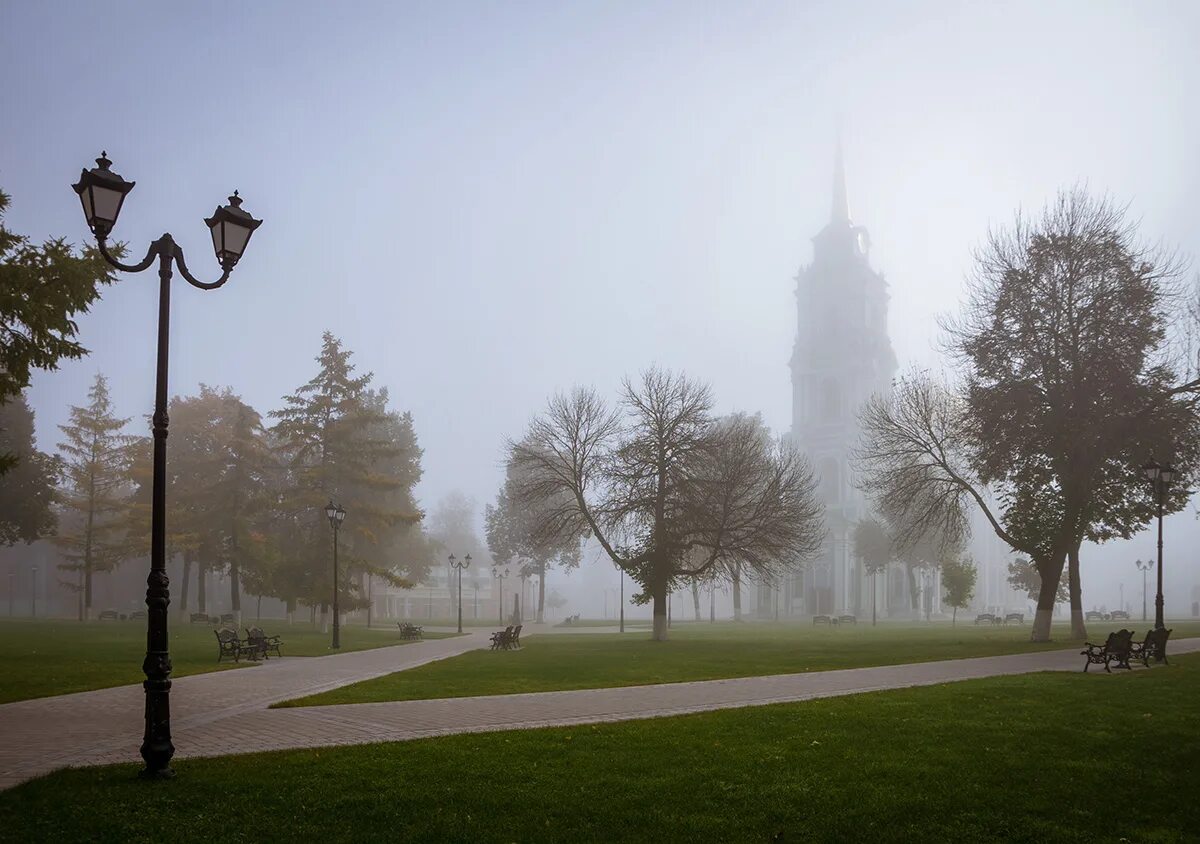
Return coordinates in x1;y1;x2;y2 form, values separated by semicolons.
492;565;510;624
917;564;931;622
813;560;832;617
449;553;471;634
1141;460;1175;630
72;152;262;781
619;568;625;633
325;502;347;648
1135;559;1154;622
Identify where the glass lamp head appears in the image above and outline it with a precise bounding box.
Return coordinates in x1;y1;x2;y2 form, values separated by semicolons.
72;152;134;239
205;191;263;269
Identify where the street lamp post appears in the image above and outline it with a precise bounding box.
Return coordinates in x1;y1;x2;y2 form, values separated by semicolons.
492;565;510;624
917;564;931;622
1141;460;1176;631
325;502;347;649
449;554;471;634
1135;559;1153;622
72;152;262;780
30;566;36;618
619;569;625;633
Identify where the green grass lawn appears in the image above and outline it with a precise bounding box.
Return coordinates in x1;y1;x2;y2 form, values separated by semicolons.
3;654;1197;842
0;619;456;704
282;618;1200;707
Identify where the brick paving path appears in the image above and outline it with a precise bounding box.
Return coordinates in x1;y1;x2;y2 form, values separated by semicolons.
2;635;1195;790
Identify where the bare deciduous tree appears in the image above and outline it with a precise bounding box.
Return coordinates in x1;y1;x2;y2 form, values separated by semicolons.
510;368;824;640
858;189;1199;642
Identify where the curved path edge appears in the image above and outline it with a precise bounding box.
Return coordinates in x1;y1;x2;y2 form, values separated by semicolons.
3;636;1196;790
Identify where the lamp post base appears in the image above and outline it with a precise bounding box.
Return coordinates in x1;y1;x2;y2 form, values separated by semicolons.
138;766;176;781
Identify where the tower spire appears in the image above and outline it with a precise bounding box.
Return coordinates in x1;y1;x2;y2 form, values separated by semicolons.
831;138;850;224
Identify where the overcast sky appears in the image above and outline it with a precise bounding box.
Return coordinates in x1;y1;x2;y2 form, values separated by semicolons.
4;1;1198;610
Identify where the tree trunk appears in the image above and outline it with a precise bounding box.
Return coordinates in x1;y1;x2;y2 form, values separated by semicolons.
83;503;94;621
536;562;546;624
366;573;372;629
257;594;263;620
320;603;328;633
651;584;668;641
872;571;877;627
1068;543;1086;640
732;568;743;621
197;562;207;615
952;605;957;626
180;551;192;617
287;597;296;625
229;536;242;628
84;565;94;620
691;579;702;620
1031;553;1066;642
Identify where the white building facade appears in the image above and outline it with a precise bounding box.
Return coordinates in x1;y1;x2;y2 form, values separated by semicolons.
755;148;897;618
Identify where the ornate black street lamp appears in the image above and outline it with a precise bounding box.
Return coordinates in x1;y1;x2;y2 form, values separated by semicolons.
449;553;471;634
325;502;347;648
1141;461;1175;630
1135;559;1154;622
72;152;261;780
619;568;625;633
492;565;510;624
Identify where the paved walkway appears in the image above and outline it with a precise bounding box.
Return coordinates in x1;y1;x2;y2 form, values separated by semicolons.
2;635;1195;790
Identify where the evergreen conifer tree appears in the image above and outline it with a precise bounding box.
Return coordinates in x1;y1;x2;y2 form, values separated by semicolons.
54;374;133;619
270;333;422;623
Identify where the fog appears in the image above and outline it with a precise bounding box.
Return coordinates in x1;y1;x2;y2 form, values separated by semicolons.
3;1;1198;615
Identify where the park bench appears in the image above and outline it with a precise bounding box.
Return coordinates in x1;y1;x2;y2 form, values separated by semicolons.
974;613;995;625
1130;628;1171;667
129;609;147;621
1004;613;1024;624
1110;610;1130;621
190;612;210;624
511;624;523;648
838;614;857;625
245;626;283;659
1081;628;1134;673
398;622;424;640
215;627;260;663
219;613;235;624
1084;610;1105;622
98;609;119;621
491;626;514;649
812;615;831;626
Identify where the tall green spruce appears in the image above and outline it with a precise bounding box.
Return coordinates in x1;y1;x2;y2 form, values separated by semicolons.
54;373;133;619
270;333;421;625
